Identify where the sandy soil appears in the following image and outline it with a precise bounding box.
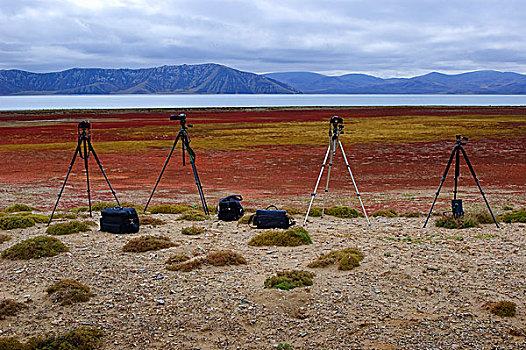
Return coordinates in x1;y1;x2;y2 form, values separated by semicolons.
1;209;525;349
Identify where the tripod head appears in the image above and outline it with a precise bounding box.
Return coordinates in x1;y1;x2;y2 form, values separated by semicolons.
329;115;344;139
77;120;91;139
456;134;468;146
170;113;193;130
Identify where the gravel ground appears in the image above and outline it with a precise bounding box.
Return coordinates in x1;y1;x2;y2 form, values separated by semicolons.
1;208;525;350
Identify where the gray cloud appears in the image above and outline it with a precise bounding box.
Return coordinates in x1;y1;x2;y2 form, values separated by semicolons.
0;0;525;76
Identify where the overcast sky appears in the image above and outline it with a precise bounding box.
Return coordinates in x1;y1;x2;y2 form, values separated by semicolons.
1;0;525;77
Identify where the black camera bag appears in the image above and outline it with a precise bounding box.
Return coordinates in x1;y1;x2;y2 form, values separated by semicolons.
100;207;140;234
248;205;295;229
217;195;244;221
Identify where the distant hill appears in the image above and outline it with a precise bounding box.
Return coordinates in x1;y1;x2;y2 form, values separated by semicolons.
0;63;300;95
265;70;526;94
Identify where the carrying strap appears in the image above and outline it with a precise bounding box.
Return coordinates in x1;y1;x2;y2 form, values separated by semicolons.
247;214;256;228
265;205;279;210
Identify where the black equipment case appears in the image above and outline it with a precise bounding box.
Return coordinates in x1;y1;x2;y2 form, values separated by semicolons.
217;194;244;221
248;205;295;229
100;207;140;234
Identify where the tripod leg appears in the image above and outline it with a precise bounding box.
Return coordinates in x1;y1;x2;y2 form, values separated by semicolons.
423;146;457;228
82;138;93;217
454;148;460;200
48;142;82;225
338;140;371;225
87;141;121;207
303;144;331;226
183;135;209;216
144;133;182;212
460;147;500;228
321;137;337;217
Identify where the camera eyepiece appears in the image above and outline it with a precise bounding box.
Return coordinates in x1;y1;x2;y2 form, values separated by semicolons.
78;121;90;130
330;116;344;125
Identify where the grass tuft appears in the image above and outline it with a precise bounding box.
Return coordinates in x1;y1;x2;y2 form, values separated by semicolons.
372;209;398;217
46;221;91;235
122;235;176;253
237;215;251;224
248;227;312;247
308;207;323;217
5;204;34;213
0;215;35;230
46;279;93;306
1;236;68;260
0;299;27;320
181;225;205;235
166;253;190;265
177;210;209;221
435;215;479;229
0;326;103;350
324;206;363;218
139;215;165;226
490;301;517;317
202;250;247;266
18;213;50;223
264;270;314;290
500;209;526;223
149;204;192;214
167;258;202;272
308;248;365;271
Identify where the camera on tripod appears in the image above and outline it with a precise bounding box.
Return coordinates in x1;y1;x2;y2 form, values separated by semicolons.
456;135;468;145
330;115;344;136
170;113;192;128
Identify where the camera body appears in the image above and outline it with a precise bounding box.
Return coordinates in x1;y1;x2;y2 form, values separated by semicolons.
78;121;90;130
456;134;468;145
170;113;186;121
330;115;344;137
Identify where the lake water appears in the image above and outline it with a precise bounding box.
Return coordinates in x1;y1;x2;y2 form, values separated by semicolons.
1;94;525;111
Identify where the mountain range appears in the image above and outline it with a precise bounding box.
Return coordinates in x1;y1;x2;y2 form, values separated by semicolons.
1;63;526;95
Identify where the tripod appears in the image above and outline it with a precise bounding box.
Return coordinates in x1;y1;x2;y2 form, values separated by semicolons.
423;135;499;228
303;116;370;226
48;121;120;225
144;114;209;215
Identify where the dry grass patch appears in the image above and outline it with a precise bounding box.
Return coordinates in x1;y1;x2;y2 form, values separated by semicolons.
46;221;91;235
149;204;192;214
139;215;165;226
500;209;526;223
181;225;205;235
1;236;68;260
167;250;247;272
166;253;190;265
435;215;479;229
0;299;27;320
46;279;93;306
18;213;49;223
264;270;314;290
308;248;365;271
0;233;11;244
489;301;517;317
122;235;176;253
0;326;103;350
248;227;312;247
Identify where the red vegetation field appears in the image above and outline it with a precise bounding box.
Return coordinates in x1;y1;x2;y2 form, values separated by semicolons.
1;107;525;213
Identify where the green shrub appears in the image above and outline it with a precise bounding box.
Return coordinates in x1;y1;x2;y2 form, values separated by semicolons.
264;270;314;290
149;204;192;214
248;227;312;247
325;206;363;218
70;206;89;213
276;344;293;350
490;301;517;317
0;233;11;244
206;205;218;214
0;299;27;320
1;236;68;260
0;326;103;350
473;212;496;224
181;225;205;235
372;209;398;217
46;221;91;235
122;235;176;253
178;210;209;221
5;204;34;213
308;248;364;270
500;209;526;223
139;215;165;226
53;212;79;220
435;216;478;229
0;215;35;230
46;279;93;306
18;213;50;223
